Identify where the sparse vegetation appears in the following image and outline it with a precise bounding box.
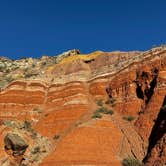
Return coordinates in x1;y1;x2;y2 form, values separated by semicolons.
92;111;102;119
98;106;106;113
23;120;32;130
22;120;37;139
96;99;103;106
24;72;38;78
122;157;142;166
123;115;135;122
33;107;43;113
105;109;114;115
5;75;14;83
3;120;26;129
105;97;116;107
92;106;114;119
3;120;18;128
41;61;47;66
0;63;6;72
53;135;60;140
31;146;40;154
0;75;14;89
32;63;36;68
30;130;37;139
98;106;114;115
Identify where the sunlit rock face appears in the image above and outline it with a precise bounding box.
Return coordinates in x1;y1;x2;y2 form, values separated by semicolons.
0;47;166;165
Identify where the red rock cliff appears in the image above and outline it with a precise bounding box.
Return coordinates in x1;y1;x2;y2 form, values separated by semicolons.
0;47;165;166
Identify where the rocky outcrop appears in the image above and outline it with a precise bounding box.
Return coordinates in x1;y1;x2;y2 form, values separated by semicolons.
4;133;28;153
56;49;80;63
2;133;28;166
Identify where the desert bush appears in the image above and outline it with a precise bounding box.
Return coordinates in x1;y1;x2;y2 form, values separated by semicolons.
23;120;32;130
31;146;40;154
5;75;14;83
0;63;6;71
98;107;114;115
122;157;142;166
3;120;14;127
24;73;34;78
22;120;37;139
92;111;102;119
33;107;43;113
41;61;47;66
31;130;37;139
123;115;135;122
98;106;107;113
32;63;36;68
53;135;60;140
3;120;22;128
92;106;114;119
97;99;103;106
105;97;116;106
105;109;114;115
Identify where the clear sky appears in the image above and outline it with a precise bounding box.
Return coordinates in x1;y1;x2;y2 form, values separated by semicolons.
0;0;166;59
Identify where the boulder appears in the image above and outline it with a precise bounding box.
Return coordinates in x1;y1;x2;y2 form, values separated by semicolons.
4;133;28;155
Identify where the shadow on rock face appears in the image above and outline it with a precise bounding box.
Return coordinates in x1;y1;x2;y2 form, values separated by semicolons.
143;96;166;165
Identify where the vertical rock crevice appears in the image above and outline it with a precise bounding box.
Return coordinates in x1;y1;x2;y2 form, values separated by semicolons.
143;96;166;165
135;69;159;104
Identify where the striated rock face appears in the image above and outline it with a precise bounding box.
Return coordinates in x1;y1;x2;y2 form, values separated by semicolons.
0;47;166;165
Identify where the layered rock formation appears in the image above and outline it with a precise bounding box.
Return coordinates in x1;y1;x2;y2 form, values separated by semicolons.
0;47;166;165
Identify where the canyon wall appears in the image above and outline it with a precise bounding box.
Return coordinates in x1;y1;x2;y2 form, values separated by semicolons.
0;47;165;165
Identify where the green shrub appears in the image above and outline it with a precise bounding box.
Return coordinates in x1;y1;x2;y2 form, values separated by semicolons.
22;120;37;139
122;157;142;166
105;109;114;115
0;62;6;71
32;63;36;68
24;73;34;78
97;99;103;106
123;115;135;122
105;97;116;106
31;146;40;154
31;130;37;139
92;111;102;119
5;75;14;83
23;120;32;130
98;106;107;113
3;120;14;127
98;107;114;115
92;106;114;119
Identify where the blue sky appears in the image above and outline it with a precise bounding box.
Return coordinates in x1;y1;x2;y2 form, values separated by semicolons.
0;0;166;59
